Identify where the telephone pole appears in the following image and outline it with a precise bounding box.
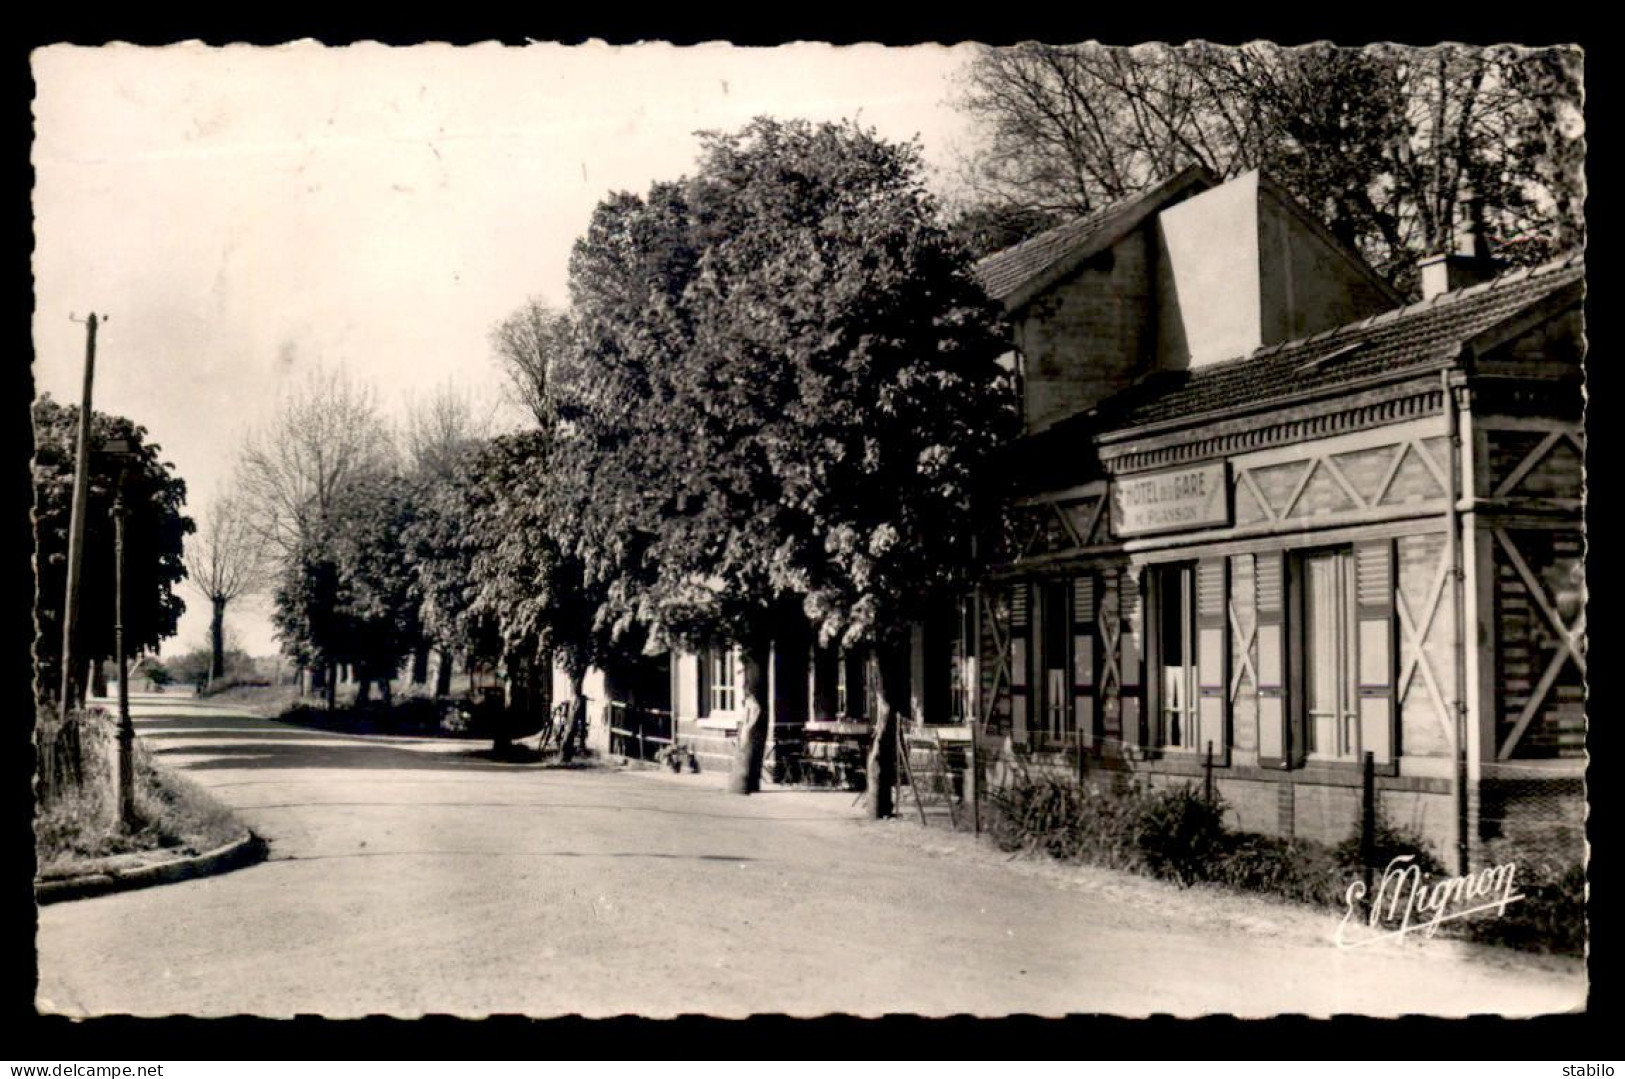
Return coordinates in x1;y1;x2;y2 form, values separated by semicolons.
114;466;134;825
58;313;101;723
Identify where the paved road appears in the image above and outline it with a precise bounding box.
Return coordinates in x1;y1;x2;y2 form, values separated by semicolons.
35;695;1587;1018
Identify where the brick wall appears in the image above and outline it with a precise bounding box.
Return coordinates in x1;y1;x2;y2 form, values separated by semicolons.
1017;230;1155;433
1485;427;1583;500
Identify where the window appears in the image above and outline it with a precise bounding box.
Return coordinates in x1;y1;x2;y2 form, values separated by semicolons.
1302;548;1359;761
1152;564;1200;752
1262;541;1394;770
1037;580;1072;744
701;645;739;717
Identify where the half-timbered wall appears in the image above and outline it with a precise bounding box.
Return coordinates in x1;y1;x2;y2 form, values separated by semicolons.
1474;421;1585;762
1395;532;1456;760
1230;426;1453;529
1493;528;1585;758
975;345;1582;867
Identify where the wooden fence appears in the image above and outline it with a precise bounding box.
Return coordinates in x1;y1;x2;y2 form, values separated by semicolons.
608;703;674;763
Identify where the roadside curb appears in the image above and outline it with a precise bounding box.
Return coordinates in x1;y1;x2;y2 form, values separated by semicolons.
34;831;269;906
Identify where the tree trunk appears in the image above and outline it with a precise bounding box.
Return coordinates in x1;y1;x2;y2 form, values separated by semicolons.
410;643;429;685
494;655;518;755
728;635;772;795
91;658;108;699
866;635;910;819
356;673;371;705
433;648;453;697
210;596;227;684
561;666;585;762
325;663;337;711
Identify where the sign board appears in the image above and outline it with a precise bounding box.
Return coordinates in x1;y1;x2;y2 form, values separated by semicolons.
1111;462;1230;538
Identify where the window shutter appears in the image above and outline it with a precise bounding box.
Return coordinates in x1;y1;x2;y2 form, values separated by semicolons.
1354;540;1396;764
1119;572;1145;749
1010;583;1030;743
1255;553;1291;768
1196;559;1230;766
698;646;712;718
1073;575;1097;748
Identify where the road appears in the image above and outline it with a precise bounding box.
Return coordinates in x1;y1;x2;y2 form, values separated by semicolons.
35;694;1587;1018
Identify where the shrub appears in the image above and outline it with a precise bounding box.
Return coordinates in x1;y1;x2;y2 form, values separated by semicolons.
985;771;1086;856
979;770;1584;956
985;773;1226;884
1332;813;1445;879
1455;860;1586;956
199;672;273;696
1134;784;1228;886
1209;832;1343;906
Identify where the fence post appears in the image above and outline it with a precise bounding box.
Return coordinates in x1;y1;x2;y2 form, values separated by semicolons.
962;724;975;832
1361;749;1376;899
1204;740;1214;806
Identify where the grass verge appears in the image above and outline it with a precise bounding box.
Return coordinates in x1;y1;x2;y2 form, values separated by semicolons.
35;740;246;880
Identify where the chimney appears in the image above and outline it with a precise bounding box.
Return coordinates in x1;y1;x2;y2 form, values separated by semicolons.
1419;191;1503;299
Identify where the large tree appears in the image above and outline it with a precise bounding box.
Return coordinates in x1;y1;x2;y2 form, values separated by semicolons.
403;454;492;698
954;43;1585;288
238;364;395;691
460;431;611;756
329;475;422;703
561;117;1012;803
400;383;492;686
32;396;194;707
182;493;267;685
271;473;420;707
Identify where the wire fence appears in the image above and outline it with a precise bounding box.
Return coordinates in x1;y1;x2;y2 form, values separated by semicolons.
1474;772;1587;874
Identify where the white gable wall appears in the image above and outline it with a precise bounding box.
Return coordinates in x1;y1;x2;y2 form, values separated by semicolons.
1155;171;1264;370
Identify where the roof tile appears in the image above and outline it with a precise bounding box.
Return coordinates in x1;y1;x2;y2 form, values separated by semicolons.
1092;255;1585;433
974;166;1213;305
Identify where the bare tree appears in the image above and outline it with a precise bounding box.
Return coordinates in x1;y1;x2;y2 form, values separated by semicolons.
490;297;573;427
183;492;269;684
954;43;1585;287
237;364;395;694
237;364;396;559
403;381;495;483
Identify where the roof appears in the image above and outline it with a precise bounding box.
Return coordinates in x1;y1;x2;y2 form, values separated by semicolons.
1090;252;1586;439
974;164;1215;311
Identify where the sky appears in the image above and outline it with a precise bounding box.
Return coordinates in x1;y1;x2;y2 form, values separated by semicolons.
30;41;987;659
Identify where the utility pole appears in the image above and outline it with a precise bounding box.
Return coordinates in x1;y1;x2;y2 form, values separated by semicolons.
112;455;135;827
58;313;101;723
